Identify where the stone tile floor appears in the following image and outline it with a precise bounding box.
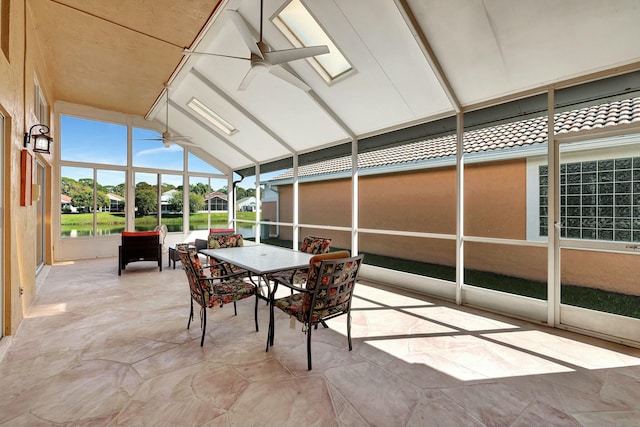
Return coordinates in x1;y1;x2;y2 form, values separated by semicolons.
1;257;640;426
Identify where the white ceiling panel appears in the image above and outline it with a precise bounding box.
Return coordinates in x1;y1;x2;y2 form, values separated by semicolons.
324;0;452;119
409;0;640;106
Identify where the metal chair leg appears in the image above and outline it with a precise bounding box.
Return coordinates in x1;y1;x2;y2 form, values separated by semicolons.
347;313;352;351
254;291;259;332
188;298;194;329
200;307;207;347
306;322;313;370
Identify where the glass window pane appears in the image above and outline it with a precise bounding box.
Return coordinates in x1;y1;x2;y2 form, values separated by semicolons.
61;116;126;165
96;170;125;236
132;128;184;170
61;166;94;238
161;174;183;232
275;0;351;81
188;152;222;174
189;177;212;232
135;172;158;231
557;134;639;244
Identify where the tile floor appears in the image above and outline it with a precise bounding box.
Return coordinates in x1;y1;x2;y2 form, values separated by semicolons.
1;257;640;426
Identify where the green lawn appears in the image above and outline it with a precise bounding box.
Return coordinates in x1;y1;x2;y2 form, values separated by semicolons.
61;211;258;226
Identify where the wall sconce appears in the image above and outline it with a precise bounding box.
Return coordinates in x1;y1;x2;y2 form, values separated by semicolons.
24;124;53;154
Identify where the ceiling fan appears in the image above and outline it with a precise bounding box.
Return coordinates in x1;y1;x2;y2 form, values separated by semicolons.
141;84;196;148
184;0;329;91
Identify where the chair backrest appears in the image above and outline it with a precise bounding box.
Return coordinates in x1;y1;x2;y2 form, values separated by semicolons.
178;247;217;309
154;224;168;245
121;231;161;260
300;236;332;254
303;251;364;321
208;233;244;249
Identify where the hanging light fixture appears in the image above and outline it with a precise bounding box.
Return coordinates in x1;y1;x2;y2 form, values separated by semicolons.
24;124;53;154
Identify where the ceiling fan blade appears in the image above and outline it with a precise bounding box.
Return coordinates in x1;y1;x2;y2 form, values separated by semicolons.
263;45;329;65
169;135;193;142
183;49;249;62
269;66;311;92
228;10;262;58
165;139;198;148
238;67;257;91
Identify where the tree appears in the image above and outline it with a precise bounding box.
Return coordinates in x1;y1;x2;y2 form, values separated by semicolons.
70;187;93;212
96;191;110;210
190;182;209;196
135;187;157;216
190;192;205;213
236;187;247;199
110;183;126;197
170;190;183;212
170;190;205;213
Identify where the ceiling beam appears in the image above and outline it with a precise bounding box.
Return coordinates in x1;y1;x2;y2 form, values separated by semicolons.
394;0;461;113
169;99;257;163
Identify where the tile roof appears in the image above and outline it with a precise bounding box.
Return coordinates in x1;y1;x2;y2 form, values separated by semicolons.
272;97;640;180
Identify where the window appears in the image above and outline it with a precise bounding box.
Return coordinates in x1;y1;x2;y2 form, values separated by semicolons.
187;98;237;135
133;127;184;170
60;114;230;239
1;0;9;60
61;116;127;165
34;77;48;125
161;173;184;232
188;152;222;174
539;157;640;242
274;0;352;83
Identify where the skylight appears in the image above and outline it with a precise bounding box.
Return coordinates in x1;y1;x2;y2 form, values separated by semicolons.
187;98;237;136
274;0;352;83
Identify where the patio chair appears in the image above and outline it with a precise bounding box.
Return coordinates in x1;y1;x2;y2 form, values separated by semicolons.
266;250;364;370
206;232;247;277
118;231;162;275
178;246;258;346
269;236;332;286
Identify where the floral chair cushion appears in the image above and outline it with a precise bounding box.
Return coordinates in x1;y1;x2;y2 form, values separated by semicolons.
270;236;332;285
300;236;332;255
207;233;245;277
179;247;254;309
208;233;244;249
273;251;360;323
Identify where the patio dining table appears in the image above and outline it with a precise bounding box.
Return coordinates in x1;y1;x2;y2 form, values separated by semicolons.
199;244;314;298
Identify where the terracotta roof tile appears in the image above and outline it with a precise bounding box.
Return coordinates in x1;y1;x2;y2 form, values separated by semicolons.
272;97;640;180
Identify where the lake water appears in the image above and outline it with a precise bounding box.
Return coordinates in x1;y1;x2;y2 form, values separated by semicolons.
61;223;257;238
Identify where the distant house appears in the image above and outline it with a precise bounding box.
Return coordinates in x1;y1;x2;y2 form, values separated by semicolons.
61;194;77;213
237;196;257;212
106;193;125;212
161;189;179;214
204;191;228;212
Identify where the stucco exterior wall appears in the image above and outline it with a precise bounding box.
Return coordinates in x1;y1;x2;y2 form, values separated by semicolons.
275;158;639;296
1;0;54;335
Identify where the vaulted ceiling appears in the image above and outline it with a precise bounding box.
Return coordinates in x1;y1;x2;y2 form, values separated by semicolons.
31;0;640;175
